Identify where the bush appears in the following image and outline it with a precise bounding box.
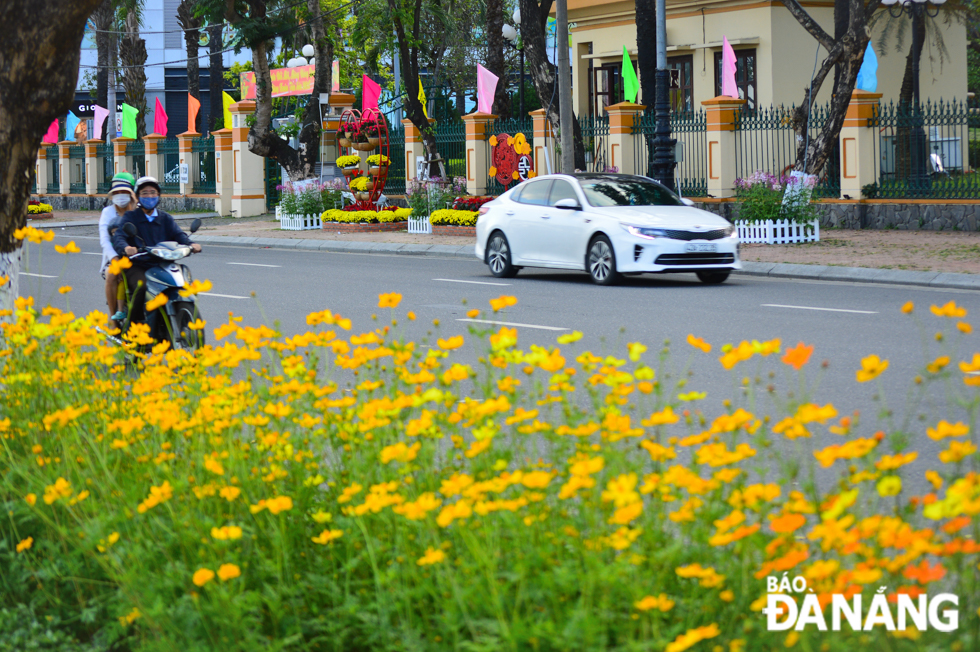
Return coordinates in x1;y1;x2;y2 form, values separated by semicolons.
277;181;345;216
2;264;980;650
321;207;411;223
429;209;478;226
405;177;467;218
735;171;818;225
451;196;493;212
28;203;53;215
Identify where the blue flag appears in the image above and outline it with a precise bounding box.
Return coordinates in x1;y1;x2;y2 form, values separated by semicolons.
65;111;81;141
856;41;878;93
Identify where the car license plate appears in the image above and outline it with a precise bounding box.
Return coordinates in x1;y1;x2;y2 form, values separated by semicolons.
685;243;717;253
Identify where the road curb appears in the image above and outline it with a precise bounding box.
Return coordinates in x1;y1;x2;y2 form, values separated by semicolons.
190;234;980;290
36;213;220;229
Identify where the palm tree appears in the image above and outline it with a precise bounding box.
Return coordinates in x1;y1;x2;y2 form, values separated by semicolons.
92;0;115;111
118;0;148;138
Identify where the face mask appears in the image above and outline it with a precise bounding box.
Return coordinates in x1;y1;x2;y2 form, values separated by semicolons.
112;194;131;207
141;196;160;210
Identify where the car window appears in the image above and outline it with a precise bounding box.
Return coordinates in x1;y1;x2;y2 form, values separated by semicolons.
515;180;553;206
580;178;684;207
548;180;579;206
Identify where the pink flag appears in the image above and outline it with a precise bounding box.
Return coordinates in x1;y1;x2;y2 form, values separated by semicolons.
92;105;110;140
42;119;59;144
721;37;738;99
362;74;381;112
153;97;168;136
477;64;499;114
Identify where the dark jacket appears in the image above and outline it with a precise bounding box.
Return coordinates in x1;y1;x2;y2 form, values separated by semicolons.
111;208;193;266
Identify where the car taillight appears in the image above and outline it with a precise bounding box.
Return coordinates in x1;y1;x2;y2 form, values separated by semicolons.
478;206;491;215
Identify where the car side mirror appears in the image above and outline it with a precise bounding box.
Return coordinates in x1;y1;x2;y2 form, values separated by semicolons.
680;197;695;207
190;218;202;234
554;198;581;211
123;222;137;236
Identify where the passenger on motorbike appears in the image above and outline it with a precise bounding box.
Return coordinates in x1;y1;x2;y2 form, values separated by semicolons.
99;172;137;325
110;176;202;324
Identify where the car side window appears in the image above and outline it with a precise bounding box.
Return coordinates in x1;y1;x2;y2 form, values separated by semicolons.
516;180;553;206
548;180;579;206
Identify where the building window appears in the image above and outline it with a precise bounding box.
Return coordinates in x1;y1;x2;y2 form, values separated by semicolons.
667;55;693;112
713;48;757;110
591;63;622;116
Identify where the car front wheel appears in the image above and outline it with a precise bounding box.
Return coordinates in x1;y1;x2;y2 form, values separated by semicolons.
486;231;518;278
587;236;620;285
696;271;731;284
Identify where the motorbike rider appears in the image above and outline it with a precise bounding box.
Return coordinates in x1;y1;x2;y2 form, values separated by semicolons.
111;176;202;324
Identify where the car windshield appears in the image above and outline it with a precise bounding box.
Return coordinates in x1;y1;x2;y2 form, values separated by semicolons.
580;178;683;207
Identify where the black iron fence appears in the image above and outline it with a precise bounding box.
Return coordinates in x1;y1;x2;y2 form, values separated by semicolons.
160;138;180;194
96;143;112;194
434;119;466;180
46;147;59;194
633;111;708;197
68;145;85;194
193;136;216;194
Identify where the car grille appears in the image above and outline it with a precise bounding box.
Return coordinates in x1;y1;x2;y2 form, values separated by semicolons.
655;253;736;266
663;229;728;241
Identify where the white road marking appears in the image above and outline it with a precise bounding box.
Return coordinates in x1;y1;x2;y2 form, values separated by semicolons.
761;303;878;315
434;278;511;286
201;292;250;299
457;318;569;331
228;262;281;268
21;272;58;278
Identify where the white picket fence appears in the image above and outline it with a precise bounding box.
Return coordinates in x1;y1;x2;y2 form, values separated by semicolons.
735;219;820;244
276;206;322;231
408;214;431;234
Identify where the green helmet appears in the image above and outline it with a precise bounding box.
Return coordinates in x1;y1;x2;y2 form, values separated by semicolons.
112;172;136;187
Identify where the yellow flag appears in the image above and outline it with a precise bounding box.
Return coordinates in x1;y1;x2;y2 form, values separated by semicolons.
222;92;235;129
418;76;427;119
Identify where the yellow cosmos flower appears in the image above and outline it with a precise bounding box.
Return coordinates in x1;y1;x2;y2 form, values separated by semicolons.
939;441;977;464
901;301;914;314
378;292;402;308
635;594;674;612
217;563;241;581
145;293;168;312
927;420;969;441
25;493;37;507
856;354;888;382
219;486;241;501
416;547;446;566
311;529;344;544
16;537;33;553
489;295;518;312
686;334;711;353
930;301;967;318
665;624;720;652
54;241;81;254
957;321;972;334
187;319;206;330
627;342;647;362
108;256;132;275
179;279;213;298
437;335;464;350
58;286;73;294
211;525;243;540
557;331;583;344
192;568;215;586
876;475;902;496
0;275;8;286
927;356;950;374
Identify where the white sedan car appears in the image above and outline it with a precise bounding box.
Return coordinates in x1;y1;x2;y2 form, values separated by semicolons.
474;174;741;285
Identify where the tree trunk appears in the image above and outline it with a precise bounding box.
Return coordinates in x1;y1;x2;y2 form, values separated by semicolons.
178;1;203;132
93;0;114;110
486;0;511;118
518;0;586;169
209;23;224;131
295;0;335;180
120;11;148;138
635;0;657;176
894;17;926;178
0;0;104;314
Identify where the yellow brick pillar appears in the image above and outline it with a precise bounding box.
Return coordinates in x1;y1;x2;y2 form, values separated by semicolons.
530;109;556;176
229;101;266;217
702;97;746;198
213;128;233;216
36;146;50;196
58;141;72;195
604;102;646;175
177;131;200;196
85;139;103;196
143;134;165;183
402;118;435;184
839;90;883;199
462;112;497;196
113;137;135;176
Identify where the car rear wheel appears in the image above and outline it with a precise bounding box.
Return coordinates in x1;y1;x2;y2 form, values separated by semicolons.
486;231;518;278
587;236;620;286
696;271;731;285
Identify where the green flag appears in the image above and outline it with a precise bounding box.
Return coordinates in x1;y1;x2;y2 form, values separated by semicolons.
121;103;139;139
622;47;639;104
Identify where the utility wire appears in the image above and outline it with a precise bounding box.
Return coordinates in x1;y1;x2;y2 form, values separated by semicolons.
88;0;312;35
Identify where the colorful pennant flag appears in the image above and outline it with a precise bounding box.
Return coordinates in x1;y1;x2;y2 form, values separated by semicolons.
188;94;201;133
93;105;110;140
153;97;168;137
721;37;738;99
121;103;139;139
418;76;428;119
65;111;81;142
476;64;499;114
222;92;235;129
362;74;381;112
621;47;639;104
42;119;60;144
856;41;878;93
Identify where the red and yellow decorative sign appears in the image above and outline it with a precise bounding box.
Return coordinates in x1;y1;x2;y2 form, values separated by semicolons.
488;133;534;189
240;65;316;100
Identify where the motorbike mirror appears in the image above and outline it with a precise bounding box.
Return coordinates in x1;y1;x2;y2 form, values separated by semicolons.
123;222;137;236
190;218;202;234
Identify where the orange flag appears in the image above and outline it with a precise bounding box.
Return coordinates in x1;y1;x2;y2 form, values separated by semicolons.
188;94;201;133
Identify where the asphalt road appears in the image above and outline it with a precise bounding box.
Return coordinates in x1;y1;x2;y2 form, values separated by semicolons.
16;230;980;490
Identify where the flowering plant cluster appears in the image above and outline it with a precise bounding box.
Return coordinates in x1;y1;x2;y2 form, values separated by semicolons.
367;154;390;167
27;203;53;215
2;237;979;651
405;176;468;218
451;196;493;212
349;176;371;192
277;180;344;216
734;170;819;225
336;155;361;168
321;207;411;223
429;208;478;226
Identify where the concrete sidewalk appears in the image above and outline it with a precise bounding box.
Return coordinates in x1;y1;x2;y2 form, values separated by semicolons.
190;233;980;292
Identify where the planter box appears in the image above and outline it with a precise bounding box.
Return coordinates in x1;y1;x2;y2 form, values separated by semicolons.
322;221;407;233
28;213;54;220
431;224;476;236
735;219;819;244
276;206;322;231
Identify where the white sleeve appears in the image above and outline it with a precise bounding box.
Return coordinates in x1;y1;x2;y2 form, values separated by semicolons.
98;207;118;270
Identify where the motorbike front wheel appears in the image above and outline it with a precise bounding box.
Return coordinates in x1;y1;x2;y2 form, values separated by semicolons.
170;301;205;350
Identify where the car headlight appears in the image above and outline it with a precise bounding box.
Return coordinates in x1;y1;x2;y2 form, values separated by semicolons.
149;246;191;260
624;225;668;239
724;224;736;237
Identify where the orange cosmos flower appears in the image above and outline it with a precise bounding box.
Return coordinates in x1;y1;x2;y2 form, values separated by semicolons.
781;342;814;370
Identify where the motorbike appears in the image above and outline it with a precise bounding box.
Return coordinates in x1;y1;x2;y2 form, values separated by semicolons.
103;218;206;352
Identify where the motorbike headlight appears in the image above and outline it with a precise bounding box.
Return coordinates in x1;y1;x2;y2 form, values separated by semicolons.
624;225;668;240
150;246;191;260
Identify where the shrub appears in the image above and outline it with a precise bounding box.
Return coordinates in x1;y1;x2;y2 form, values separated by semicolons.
321;207;411;223
429;208;478;226
451;196;493;212
277;181;344;216
734;171;818;225
27;203;53;215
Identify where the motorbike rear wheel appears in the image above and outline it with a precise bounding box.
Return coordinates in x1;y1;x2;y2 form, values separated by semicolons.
170;301;205;350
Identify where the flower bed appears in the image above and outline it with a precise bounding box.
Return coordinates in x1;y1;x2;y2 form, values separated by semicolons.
3;258;980;650
321;207;411;224
27;202;53;218
735;171;820;243
430;208;478;227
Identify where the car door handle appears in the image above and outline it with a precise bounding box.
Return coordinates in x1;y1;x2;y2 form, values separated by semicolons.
505;210;515;216
583;218;592;223
540;214;551;219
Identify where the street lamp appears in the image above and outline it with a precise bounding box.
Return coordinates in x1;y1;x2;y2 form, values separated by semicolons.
652;0;675;190
881;0;944;193
502;15;525;118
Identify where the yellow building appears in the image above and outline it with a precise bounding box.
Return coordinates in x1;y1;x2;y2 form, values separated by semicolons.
567;0;968;116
